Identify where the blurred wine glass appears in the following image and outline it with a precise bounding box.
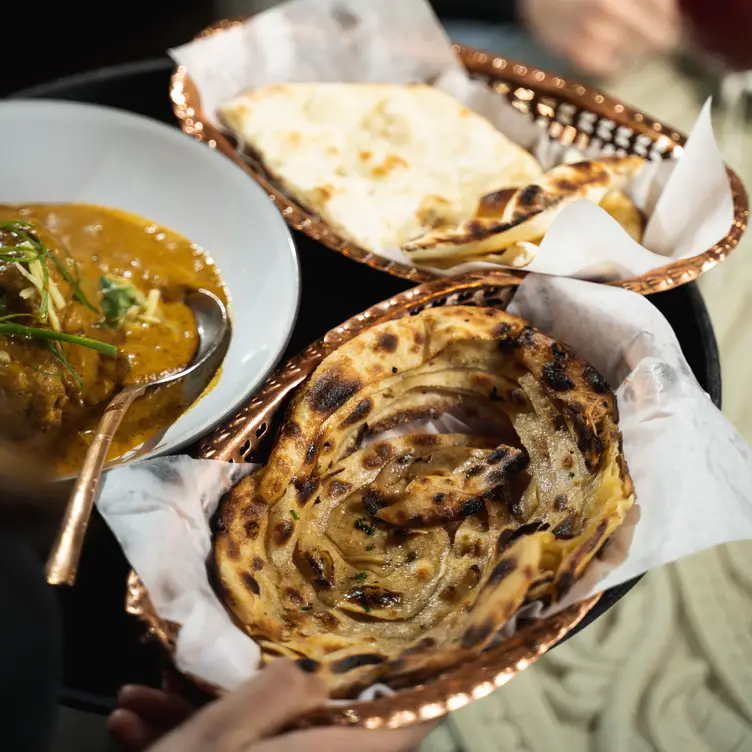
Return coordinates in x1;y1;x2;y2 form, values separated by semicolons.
680;0;752;163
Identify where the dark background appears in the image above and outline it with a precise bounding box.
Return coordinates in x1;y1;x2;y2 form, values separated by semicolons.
0;1;517;97
1;1;215;97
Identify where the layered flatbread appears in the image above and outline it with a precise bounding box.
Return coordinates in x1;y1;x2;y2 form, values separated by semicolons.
214;306;634;697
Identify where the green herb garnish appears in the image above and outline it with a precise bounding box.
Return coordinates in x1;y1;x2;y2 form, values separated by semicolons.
290;509;300;521
355;518;376;536
365;544;375;552
0;245;42;264
46;342;84;392
50;251;97;313
29;364;60;379
0;320;116;357
0;221;97;319
352;572;368;583
100;275;144;328
0;220;32;232
0;221;112;387
53;237;98;313
301;605;313;612
39;250;50;324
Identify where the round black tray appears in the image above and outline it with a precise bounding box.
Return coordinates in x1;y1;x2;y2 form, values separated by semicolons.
11;59;722;715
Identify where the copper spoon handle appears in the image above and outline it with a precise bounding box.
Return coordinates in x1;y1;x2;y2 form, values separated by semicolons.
45;385;145;586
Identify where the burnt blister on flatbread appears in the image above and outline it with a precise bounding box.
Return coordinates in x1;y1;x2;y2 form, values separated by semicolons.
214;306;634;697
403;157;646;268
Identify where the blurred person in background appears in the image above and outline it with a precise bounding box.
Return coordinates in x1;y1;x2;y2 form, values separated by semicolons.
431;0;681;78
2;0;683;96
432;0;682;78
216;0;683;79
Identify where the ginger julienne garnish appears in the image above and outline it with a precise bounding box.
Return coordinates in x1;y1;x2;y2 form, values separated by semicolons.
99;275;163;328
0;203;226;474
0;220;117;386
0;220;168;385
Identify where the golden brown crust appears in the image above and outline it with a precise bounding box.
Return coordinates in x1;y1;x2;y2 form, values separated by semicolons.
219;83;543;252
599;190;645;243
214;306;634;696
403;156;645;264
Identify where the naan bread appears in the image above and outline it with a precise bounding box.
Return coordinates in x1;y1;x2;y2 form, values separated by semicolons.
403;156;645;264
214;306;634;697
219;83;542;251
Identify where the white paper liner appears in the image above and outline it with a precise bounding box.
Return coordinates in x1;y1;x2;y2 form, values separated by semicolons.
169;0;735;282
99;458;259;689
97;275;752;697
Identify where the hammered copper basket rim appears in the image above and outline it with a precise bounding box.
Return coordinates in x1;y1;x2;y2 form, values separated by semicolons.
126;271;604;729
169;18;749;296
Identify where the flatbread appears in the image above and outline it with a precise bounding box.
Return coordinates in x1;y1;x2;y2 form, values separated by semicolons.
219;83;542;251
426;190;645;270
403;156;645;264
214;306;634;697
425;242;538;270
600;190;645;242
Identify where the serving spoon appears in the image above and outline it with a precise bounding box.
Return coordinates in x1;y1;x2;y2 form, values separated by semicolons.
45;289;229;586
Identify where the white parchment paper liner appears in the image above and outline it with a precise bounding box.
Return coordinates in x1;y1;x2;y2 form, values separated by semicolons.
170;0;734;282
97;275;752;695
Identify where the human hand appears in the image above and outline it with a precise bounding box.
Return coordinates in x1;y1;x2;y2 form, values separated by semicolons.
109;661;432;752
108;678;196;751
519;0;681;78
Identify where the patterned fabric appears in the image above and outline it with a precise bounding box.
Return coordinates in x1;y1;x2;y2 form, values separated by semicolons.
423;543;752;751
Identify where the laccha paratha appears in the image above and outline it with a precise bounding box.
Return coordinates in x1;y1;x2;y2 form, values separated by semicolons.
214;306;634;697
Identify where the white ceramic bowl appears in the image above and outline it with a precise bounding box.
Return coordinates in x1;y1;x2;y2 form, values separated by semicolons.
0;99;299;465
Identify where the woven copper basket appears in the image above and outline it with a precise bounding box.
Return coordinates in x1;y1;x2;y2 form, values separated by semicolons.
170;19;748;296
127;271;602;729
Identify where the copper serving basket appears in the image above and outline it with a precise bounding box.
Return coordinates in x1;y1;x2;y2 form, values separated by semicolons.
127;271;602;729
170;19;749;296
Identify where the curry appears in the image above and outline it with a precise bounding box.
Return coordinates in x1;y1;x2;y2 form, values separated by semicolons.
0;204;227;475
